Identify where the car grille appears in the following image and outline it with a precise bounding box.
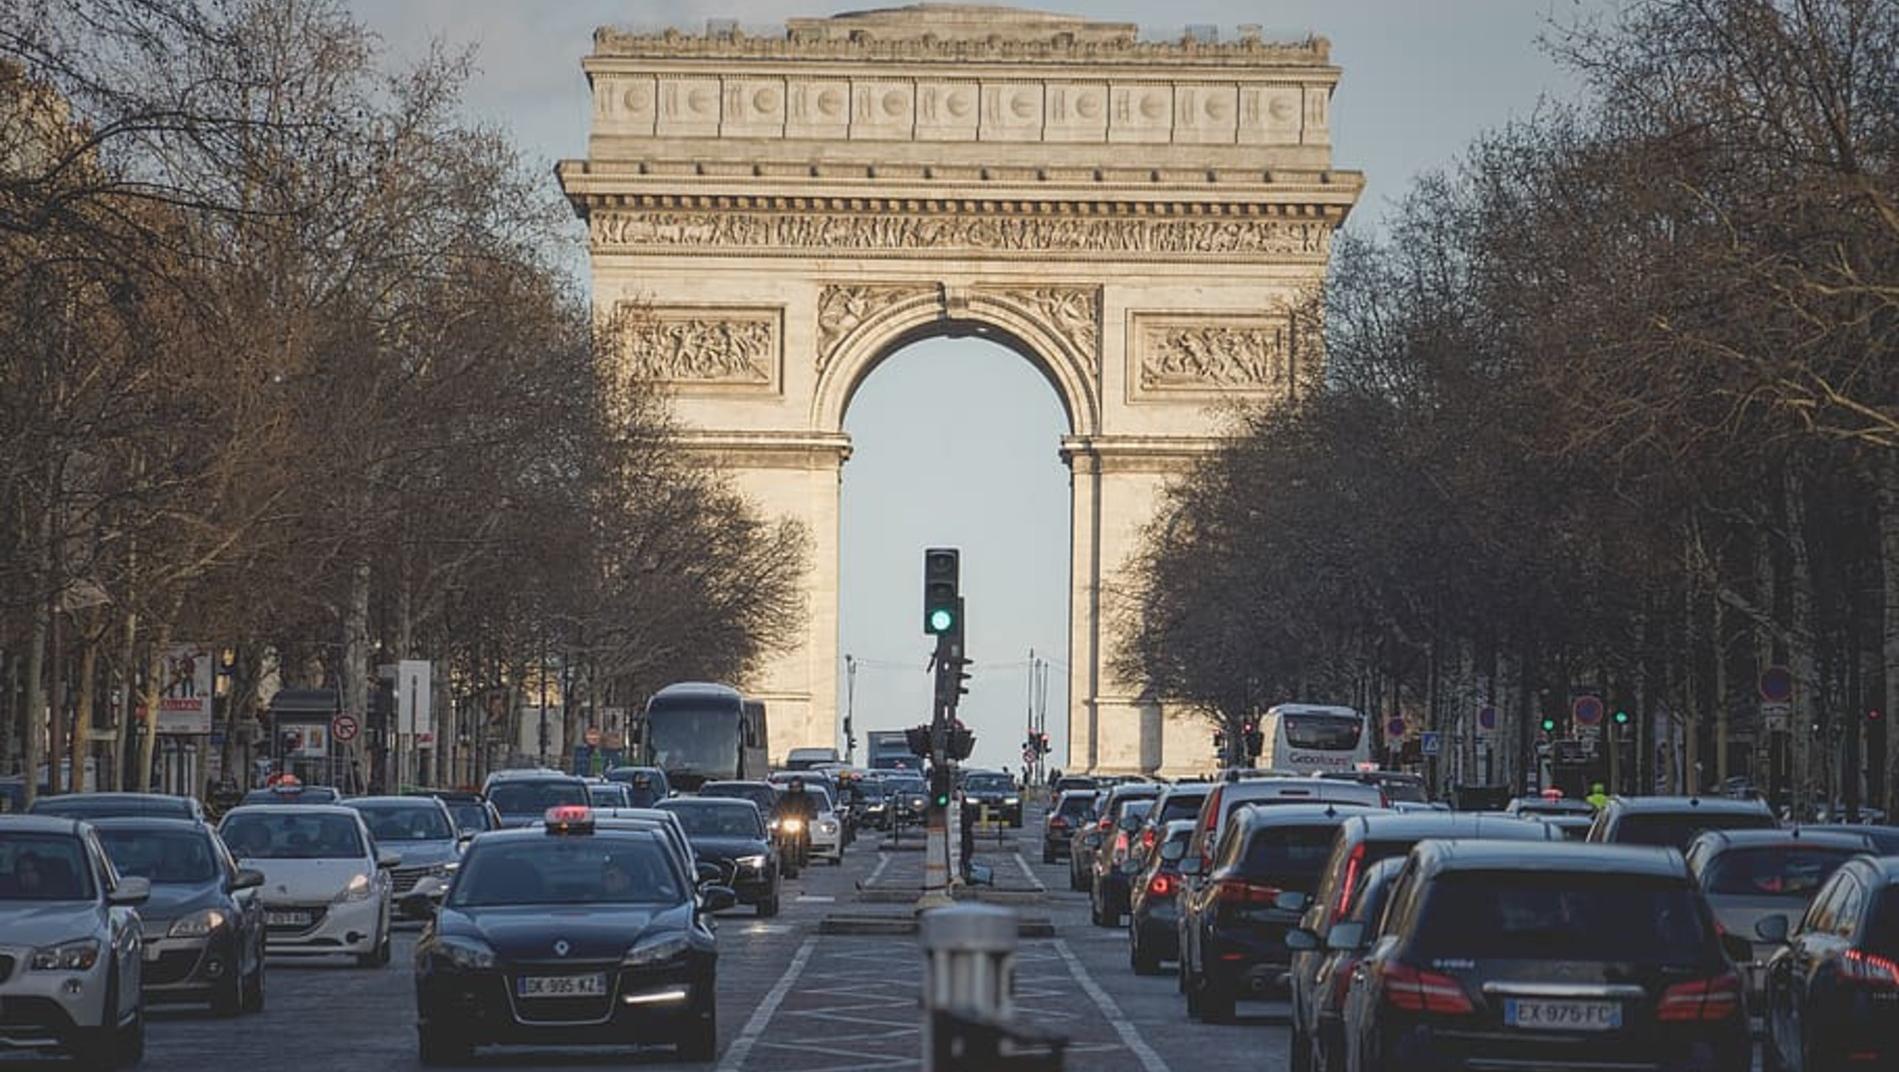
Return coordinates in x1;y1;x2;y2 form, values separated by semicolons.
265;906;328;934
505;961;620;1026
392;866;431;895
145;949;201;987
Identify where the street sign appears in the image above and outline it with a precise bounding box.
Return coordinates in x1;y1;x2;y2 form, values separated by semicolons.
1571;694;1604;727
1762;701;1791;733
1476;706;1498;733
1759;666;1793;704
330;713;359;744
1420;732;1442;757
1022;746;1037;765
1385;717;1407;739
584;726;602;747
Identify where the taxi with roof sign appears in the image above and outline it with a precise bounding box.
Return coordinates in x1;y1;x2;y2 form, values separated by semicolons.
408;805;734;1064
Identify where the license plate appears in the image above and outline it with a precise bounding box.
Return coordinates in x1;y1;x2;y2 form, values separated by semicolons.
517;973;607;998
265;910;312;927
1505;998;1622;1031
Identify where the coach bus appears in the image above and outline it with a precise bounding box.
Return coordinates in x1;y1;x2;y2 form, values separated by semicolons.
1258;703;1372;773
639;683;769;791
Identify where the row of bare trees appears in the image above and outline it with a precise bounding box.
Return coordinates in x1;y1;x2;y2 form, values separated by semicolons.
1117;0;1897;811
0;0;806;800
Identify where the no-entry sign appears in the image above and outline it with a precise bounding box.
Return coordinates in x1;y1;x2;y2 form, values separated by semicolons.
330;713;359;743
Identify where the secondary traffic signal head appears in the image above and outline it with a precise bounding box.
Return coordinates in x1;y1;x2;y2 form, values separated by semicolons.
1612;709;1631;726
929;766;953;809
923;548;960;635
1540;716;1558;733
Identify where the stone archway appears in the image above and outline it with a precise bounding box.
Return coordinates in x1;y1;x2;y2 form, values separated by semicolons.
558;5;1361;773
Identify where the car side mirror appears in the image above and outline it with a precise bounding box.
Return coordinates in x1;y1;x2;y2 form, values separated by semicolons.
1274;890;1310;913
695;861;724;885
109;876;151;906
1326;921;1366;951
700;885;737;913
377;851;402;870
1159;842;1187;862
1754;913;1790;944
1177;857;1205;877
399;891;438;919
456;833;475;849
1118;815;1142;832
231;868;265;892
1285;927;1320;952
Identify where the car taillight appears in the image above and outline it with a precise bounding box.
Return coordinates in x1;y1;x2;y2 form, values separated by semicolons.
1212;879;1283;908
1334;841;1367;916
1112;832;1130;861
1050;816;1069;830
1148;873;1176;898
1097;815;1113;831
1842;949;1899;989
1141;827;1157;851
1657;973;1742;1021
1379;961;1474;1015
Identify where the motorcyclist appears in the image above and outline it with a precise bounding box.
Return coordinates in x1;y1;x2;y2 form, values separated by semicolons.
776;778;817;872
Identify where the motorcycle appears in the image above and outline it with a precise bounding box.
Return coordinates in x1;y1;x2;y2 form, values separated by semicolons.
775;816;811;877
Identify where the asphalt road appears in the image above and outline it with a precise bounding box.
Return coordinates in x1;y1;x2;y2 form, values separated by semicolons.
74;803;1288;1072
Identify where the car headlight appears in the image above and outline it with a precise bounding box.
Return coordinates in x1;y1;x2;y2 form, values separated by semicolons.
428;861;459;879
779;818;804;833
431;935;496;972
623;933;691;967
1004;797;1021;805
334;873;373;903
30;939;100;972
167;909;228;938
735;854;767;870
818;820;838;833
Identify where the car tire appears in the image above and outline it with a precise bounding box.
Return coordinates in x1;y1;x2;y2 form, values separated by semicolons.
358;931;391;969
757;896;780;918
1198;978;1236;1024
1130;931;1162;975
1042;846;1056;864
1290;1023;1312;1072
417;1026;471;1066
211;960;244;1017
119;1005;144;1068
679;996;718;1062
77;970;128;1069
242;955;265;1014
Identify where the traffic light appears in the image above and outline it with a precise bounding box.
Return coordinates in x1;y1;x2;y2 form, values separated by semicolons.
1869;709;1884;724
947;724;975;760
923;548;960;635
1037;731;1050;754
1242;718;1264;759
1612;709;1631;727
1539;715;1558;734
935;654;972;708
904;725;932;758
929;765;953;810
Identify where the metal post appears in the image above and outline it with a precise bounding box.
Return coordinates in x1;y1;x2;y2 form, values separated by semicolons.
920;905;1018;1072
845;654;856;765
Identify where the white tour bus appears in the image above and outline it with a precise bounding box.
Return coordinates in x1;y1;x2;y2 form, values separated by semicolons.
1258;703;1372;772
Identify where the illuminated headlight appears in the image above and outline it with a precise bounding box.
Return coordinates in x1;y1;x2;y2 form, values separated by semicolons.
1004;797;1021;805
779;818;804;833
735;854;768;871
623;933;691;967
167;909;228;938
334;873;373;903
30;939;100;972
431;935;496;972
818;820;838;834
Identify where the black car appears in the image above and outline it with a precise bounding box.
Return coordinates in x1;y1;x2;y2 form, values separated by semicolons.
1178;803;1378;1022
1286;855;1407;1072
1340;840;1749;1072
404;789;502;838
238;783;342;807
1128;819;1196;974
1801;823;1899;855
959;769;1022;827
605;767;672;807
480;770;590;829
1044;789;1099;864
409;811;733;1064
1287;812;1560;1072
30;792;207;822
1129;783;1214;876
657;797;780;917
1090;795;1157;926
1760;853;1899;1072
884;775;929;828
1585;795;1776;849
92;817;266;1015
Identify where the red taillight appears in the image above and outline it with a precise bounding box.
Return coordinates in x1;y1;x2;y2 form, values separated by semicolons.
1141;827;1157;851
1334;842;1367;916
1050;816;1069;830
1657;973;1742;1021
1112;832;1130;861
1097;815;1113;831
1843;949;1899;989
1148;873;1176;898
1212;879;1283;908
1379;962;1474;1015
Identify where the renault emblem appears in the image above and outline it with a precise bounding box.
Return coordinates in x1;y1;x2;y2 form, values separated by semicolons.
554;939;570;957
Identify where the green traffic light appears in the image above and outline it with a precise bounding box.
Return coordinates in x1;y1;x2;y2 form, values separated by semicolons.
1613;710;1631;725
929;608;955;632
1540;718;1557;732
933;792;950;808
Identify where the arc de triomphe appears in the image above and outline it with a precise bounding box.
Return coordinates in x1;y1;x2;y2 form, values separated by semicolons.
557;5;1360;773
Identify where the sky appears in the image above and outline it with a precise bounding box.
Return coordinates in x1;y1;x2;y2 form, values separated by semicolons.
346;0;1605;772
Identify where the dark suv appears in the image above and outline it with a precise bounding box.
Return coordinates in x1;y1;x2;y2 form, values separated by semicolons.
1085;783;1162;923
1043;789;1098;864
1585;795;1775;850
1177;803;1378;1022
1340;840;1748;1072
1760;854;1899;1072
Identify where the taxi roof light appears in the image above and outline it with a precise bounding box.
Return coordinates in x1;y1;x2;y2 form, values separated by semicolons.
545;805;595;834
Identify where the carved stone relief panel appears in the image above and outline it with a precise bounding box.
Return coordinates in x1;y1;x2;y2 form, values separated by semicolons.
722;78;787;138
1302;85;1331;144
979;285;1101;370
786;79;851;138
656;77;722;137
915;82;979;141
618;304;782;393
1044;82;1108;143
815;283;937;369
1238;84;1302;145
1173;84;1238;144
1129;312;1297;399
850;80;914;140
594;75;657;136
1109;84;1173;143
981;82;1045;142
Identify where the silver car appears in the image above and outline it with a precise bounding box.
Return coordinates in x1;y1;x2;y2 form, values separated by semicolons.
0;816;150;1067
345;796;463;918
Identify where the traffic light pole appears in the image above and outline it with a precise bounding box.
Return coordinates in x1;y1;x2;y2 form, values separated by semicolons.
919;630;959;911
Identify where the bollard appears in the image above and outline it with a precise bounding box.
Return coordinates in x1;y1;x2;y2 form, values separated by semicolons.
920;904;1016;1070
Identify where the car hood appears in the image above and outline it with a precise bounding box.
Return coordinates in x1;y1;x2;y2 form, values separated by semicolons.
383;840;458;868
0;902;101;947
239;857;370;901
137;879;226;927
450;903;685;961
688;836;769;861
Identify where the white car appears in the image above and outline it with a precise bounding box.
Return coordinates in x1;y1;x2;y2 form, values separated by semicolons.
0;816;149;1067
218;804;397;966
806;787;845;865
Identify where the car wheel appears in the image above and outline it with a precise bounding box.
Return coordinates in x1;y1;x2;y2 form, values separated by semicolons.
119;1005;144;1067
757;896;780;918
210;959;244;1017
679;995;718;1062
358;931;391;969
1290;1022;1312;1072
1042;847;1056;864
1130;931;1162;976
417;1026;471;1066
1198;978;1236;1024
242;956;265;1014
76;971;125;1069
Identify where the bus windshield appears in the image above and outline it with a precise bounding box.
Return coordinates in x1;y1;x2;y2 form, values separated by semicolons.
1283;712;1363;750
647;707;739;784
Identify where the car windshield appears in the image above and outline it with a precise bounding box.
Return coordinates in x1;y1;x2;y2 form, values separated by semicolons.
97;827;220;883
1615;811;1775;849
588;786;628;807
1283;713;1362;750
0;833;95;901
1056;794;1096;818
1377;778;1428;803
450;836;683;907
1414;872;1713;962
1705;846;1859;897
1234;824;1342;890
445;803;491;834
33;796;192;819
660;803;763;839
488;780;588;817
966;775;1011;792
352;804;454;842
221;813;365;859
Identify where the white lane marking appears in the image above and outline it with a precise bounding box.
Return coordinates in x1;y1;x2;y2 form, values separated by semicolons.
795;894;836;903
717;935;817;1072
865;852;891;888
1012;851;1042;889
1053;938;1172;1072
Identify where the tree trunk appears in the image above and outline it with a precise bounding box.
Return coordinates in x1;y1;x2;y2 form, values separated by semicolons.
1878;452;1899;817
111;607;136;792
20;601;47;806
136;624;173;792
341;558;371;793
72;619;99;792
1784;467;1820;815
